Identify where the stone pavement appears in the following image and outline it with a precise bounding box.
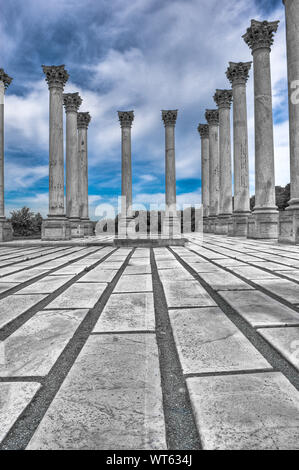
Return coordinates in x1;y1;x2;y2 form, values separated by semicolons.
1;235;299;449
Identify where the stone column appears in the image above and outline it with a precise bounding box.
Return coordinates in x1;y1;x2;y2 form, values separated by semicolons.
77;112;93;236
63;92;82;238
197;124;209;233
226;61;252;236
118;111;134;237
0;69;13;241
243;20;279;239
205;109;219;233
41;65;70;240
283;0;299;244
162;110;181;237
214;89;233;235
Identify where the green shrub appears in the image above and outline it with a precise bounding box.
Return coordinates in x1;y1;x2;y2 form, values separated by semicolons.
10;207;43;237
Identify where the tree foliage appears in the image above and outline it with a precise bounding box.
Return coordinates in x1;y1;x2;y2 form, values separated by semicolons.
10;207;43;237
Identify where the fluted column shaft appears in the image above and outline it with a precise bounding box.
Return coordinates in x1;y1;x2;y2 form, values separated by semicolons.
227;62;251;214
214;90;233;216
205;110;219;223
78;112;91;220
198;124;209;218
64;93;82;220
162;110;177;213
283;0;299;210
243;20;279;238
118;111;134;218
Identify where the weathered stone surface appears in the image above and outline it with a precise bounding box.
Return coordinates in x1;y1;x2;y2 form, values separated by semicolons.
114;274;152;293
0;382;40;443
198;271;253;291
0;309;88;376
77;269;118;283
27;334;166;450
46;283;107;309
123;265;152;275
1;268;50;283
16;275;73;294
169;308;270;374
93;293;155;332
259;327;299;371
275;270;299;282
228;265;277;280
0;282;18;294
162;280;216;308
158;268;194;281
0;294;46;329
219;290;299;327
155;259;181;269
255;278;299;304
187;372;299;449
128;258;151;266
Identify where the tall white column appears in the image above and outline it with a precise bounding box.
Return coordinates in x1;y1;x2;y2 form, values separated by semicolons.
118;111;134;237
162;110;181;237
283;0;299;244
63;92;82;238
214;89;233;235
205;109;219;233
243;20;279;239
197;123;209;223
226;61;251;236
0;69;13;241
77;112;93;236
41;65;70;240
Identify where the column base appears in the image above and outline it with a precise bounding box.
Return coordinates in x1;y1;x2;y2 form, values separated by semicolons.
231;212;251;237
248;209;278;239
0;218;13;242
81;219;94;237
41;217;71;241
215;214;232;235
162;214;181;237
278;209;299;244
208;216;217;233
203;217;210;233
69;219;85;238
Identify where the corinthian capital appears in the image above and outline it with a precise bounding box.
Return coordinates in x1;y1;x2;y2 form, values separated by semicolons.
205;109;219;125
242;20;279;52
42;65;69;89
63;92;82;112
214;89;233;109
0;69;13;89
226;62;252;86
77;112;91;129
118;111;134;128
162;110;178;127
197;124;209;139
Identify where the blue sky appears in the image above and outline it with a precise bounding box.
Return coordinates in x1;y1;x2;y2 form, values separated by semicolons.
1;0;289;219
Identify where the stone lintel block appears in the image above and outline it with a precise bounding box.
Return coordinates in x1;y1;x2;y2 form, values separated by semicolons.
0;219;13;242
41;218;71;241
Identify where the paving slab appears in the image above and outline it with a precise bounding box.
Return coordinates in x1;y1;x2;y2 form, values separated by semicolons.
0;382;41;443
250;261;296;271
228;266;277;280
259;327;299;371
98;261;124;270
155;259;181;269
128;258;151;266
214;259;247;268
46;283;107;309
162;280;216;308
114;274;152;293
0;309;88;377
77;269;118;283
15;276;74;294
0;283;19;294
93;293;155;332
1;268;50;283
0;294;46;329
27;334;166;450
255;278;299;304
275;270;299;282
169;308;270;374
123;265;152;275
219;290;299;327
184;262;222;273
186;372;299;450
198;271;254;291
158;268;194;281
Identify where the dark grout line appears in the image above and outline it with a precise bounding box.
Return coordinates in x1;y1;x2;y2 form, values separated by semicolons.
91;330;155;335
150;248;202;451
0;247;135;450
169;246;299;394
184;368;275;379
0;377;44;383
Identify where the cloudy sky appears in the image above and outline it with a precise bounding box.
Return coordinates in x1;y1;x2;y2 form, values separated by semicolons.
1;0;288;219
